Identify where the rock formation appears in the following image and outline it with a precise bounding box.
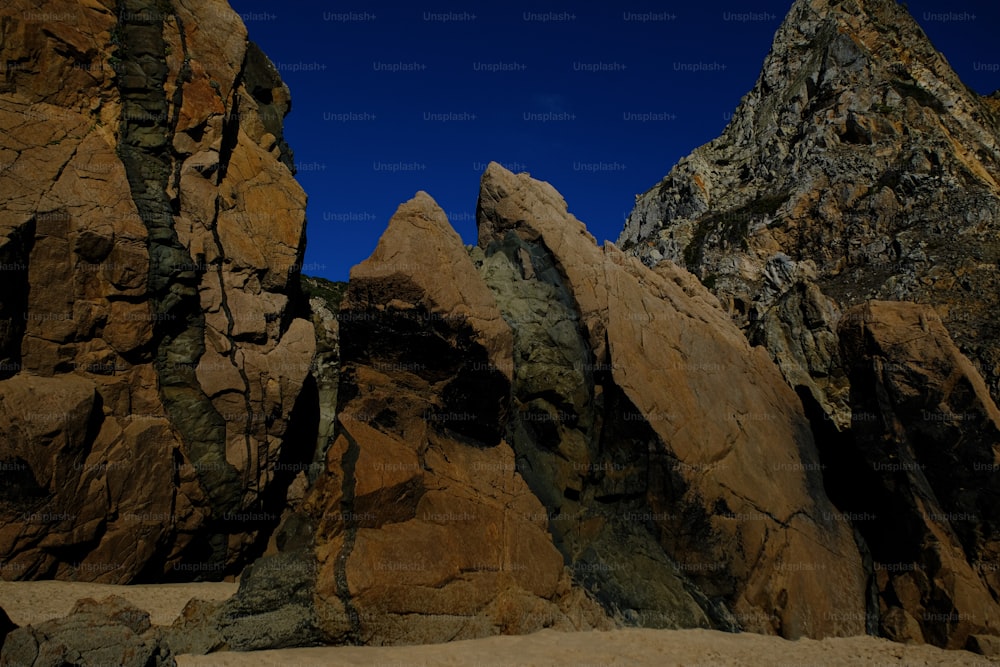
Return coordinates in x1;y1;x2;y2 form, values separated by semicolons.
199;165;870;649
0;596;175;666
0;0;314;582
304;191;611;645
4;0;998;659
476;163;866;638
620;0;1000;413
619;0;1000;651
838;301;1000;649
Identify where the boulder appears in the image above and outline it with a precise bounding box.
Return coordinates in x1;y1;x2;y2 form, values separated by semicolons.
0;596;175;666
164;517;323;653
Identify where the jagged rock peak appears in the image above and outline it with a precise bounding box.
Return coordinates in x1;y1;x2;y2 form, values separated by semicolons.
349;190;512;379
621;0;1000;254
619;0;1000;401
478;161;593;242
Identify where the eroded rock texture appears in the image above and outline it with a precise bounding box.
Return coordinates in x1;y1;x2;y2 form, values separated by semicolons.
620;0;1000;415
213;166;869;648
0;596;175;667
838;302;1000;649
618;0;1000;651
0;0;314;582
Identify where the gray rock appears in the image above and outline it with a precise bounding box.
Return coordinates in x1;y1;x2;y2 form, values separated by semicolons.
165;515;326;653
0;597;175;667
620;0;1000;409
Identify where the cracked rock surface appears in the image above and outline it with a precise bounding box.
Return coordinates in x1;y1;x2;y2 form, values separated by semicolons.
0;0;314;582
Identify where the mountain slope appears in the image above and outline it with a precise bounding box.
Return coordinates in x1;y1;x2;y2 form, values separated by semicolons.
620;0;1000;411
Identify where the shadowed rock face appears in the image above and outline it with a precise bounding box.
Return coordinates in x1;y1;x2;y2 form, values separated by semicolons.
477;163;866;638
0;605;14;654
0;0;314;582
619;0;1000;651
838;301;1000;649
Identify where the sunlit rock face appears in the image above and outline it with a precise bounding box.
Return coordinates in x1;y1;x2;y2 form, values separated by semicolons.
619;0;1000;650
0;0;314;582
241;167;866;647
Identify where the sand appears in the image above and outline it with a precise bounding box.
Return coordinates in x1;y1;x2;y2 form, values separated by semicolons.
1;581;996;666
0;580;237;627
174;629;1000;667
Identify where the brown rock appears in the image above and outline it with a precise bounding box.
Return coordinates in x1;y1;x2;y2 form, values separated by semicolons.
607;247;866;638
839;301;1000;648
882;606;925;644
0;0;315;582
351;191;513;379
477;162;867;639
304;192;608;645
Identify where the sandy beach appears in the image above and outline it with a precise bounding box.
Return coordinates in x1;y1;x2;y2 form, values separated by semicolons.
174;627;999;667
1;581;996;666
0;580;237;627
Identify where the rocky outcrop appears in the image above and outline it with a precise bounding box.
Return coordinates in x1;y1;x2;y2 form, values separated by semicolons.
0;0;314;582
838;301;1000;649
6;0;995;659
299;192;610;645
189;170;872;649
211;167;871;648
620;0;1000;410
619;0;1000;650
477;163;866;638
0;596;175;666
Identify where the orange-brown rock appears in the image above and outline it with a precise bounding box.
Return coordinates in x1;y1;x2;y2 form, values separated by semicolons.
0;0;314;582
478;162;867;638
839;301;1000;649
302;192;609;645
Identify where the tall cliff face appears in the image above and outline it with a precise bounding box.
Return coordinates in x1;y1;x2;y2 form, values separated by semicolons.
620;0;1000;414
0;0;314;582
620;0;1000;650
202;163;868;649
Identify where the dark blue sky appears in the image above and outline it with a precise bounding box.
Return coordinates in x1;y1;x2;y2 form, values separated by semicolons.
227;1;1000;282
